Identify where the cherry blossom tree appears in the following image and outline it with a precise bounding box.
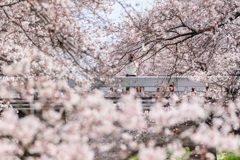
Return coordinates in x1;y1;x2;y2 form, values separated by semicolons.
102;0;240;158
0;0;115;83
0;0;240;160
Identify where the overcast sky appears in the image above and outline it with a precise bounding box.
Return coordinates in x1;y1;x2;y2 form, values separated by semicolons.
108;0;153;22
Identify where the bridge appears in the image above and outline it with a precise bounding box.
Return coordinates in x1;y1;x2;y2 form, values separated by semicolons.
3;76;227;113
100;76;225;110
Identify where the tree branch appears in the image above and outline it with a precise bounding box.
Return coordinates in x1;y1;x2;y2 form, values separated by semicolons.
0;0;26;8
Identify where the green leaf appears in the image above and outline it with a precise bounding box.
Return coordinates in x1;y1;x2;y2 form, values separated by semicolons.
128;155;138;160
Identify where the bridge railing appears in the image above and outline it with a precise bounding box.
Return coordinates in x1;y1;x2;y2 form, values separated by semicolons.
100;76;224;93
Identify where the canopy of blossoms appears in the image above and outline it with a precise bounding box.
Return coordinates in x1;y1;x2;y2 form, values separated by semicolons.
0;0;239;160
